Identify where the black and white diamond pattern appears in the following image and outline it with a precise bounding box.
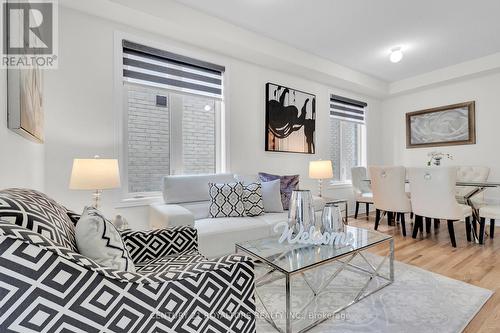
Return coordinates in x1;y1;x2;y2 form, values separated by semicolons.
0;187;256;332
0;189;77;251
121;227;198;265
242;183;265;217
208;182;246;218
0;220;256;332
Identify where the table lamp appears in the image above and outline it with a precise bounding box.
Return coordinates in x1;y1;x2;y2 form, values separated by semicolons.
69;157;121;209
309;160;333;197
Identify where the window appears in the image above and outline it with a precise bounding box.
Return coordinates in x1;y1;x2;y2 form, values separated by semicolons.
122;40;225;194
329;94;367;183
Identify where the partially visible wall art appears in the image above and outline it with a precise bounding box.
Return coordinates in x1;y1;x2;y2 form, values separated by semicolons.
406;101;475;149
265;83;316;154
7;68;44;143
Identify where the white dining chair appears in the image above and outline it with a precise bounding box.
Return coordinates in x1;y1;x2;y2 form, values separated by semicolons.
479;206;499;244
408;167;473;247
456;166;490;206
351;166;374;220
369;166;412;236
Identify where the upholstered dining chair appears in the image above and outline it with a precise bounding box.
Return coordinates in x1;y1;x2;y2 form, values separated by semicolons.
369;166;412;236
351;166;374;220
456;166;490;205
478;206;500;244
408;167;473;247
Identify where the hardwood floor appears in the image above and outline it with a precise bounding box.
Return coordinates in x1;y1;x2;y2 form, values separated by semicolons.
349;213;500;333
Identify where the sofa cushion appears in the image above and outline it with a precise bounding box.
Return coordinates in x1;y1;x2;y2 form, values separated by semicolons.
242;183;265;217
208;182;246;218
195;216;271;257
235;174;260;184
76;207;136;272
0;188;78;251
180;201;210;220
163;173;236;204
258;172;299;210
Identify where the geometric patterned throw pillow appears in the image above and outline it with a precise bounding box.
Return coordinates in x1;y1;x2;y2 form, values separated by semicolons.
208;182;246;218
0;188;78;251
242;183;264;217
75;206;136;272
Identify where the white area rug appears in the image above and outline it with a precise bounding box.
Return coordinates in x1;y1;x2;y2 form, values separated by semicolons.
256;255;492;333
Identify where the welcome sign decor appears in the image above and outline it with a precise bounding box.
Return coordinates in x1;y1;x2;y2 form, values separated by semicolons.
273;222;354;247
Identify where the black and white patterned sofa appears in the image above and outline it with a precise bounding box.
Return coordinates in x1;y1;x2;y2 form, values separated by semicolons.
0;188;256;333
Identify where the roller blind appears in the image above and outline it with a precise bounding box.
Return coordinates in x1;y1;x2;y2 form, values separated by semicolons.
122;40;224;99
330;94;367;124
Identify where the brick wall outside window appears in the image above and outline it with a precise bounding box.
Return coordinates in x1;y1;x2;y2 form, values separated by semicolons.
126;84;217;193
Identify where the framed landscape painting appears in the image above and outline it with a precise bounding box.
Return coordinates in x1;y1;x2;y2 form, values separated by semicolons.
406;101;475;149
265;83;316;154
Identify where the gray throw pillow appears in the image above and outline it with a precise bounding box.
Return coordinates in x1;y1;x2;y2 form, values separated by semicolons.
258;172;300;210
208;182;246;218
261;179;284;213
75;207;135;272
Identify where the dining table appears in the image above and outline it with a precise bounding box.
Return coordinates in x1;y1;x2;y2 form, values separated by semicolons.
363;179;500;243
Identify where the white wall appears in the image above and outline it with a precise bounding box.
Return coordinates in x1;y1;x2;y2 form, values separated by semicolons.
0;70;45;190
381;72;500;199
41;7;384;227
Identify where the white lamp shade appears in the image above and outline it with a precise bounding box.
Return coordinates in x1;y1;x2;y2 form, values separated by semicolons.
69;159;121;190
309;160;333;179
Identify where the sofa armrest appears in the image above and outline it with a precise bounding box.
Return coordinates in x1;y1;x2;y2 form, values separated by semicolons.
121;226;198;264
149;203;195;228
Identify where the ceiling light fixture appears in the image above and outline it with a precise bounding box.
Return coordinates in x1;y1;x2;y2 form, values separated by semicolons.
389;47;403;63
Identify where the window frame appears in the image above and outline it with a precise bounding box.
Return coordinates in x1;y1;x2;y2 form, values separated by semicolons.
114;32;229;201
329;104;367;186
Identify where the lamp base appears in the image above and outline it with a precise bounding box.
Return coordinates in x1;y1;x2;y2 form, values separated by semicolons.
318;179;323;197
92;189;102;209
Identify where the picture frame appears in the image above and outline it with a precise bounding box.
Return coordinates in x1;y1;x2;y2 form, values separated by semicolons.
7;68;45;143
406;101;475;149
265;82;316;154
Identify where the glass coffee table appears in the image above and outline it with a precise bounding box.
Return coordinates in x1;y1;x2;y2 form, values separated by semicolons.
236;226;394;333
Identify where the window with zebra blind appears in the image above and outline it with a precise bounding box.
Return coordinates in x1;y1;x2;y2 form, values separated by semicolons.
121;40;225;195
329;94;367;183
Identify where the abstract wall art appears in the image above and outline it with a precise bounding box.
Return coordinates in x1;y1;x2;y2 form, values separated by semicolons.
406;101;475;148
265;83;316;154
7;68;45;143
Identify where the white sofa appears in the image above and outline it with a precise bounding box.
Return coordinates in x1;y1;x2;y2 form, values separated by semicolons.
150;173;325;258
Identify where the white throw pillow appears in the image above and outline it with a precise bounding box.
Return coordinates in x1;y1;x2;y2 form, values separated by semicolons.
75;207;135;272
242;183;265;216
208;182;246;218
261;179;284;213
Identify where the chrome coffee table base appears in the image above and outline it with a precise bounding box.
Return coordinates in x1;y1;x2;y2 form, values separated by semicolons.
240;239;394;333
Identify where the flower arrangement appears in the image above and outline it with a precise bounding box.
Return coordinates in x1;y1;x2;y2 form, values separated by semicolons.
427;152;453;166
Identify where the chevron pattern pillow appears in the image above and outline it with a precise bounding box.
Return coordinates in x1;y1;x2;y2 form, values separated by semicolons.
208;182;246;218
242;183;265;216
75;207;136;272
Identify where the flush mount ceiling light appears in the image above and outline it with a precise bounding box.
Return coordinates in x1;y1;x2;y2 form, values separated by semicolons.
389;47;403;63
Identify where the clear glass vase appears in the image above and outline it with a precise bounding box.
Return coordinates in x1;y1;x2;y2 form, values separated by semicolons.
288;190;316;234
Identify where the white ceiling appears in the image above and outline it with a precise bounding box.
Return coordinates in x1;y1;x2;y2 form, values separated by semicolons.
173;0;500;82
